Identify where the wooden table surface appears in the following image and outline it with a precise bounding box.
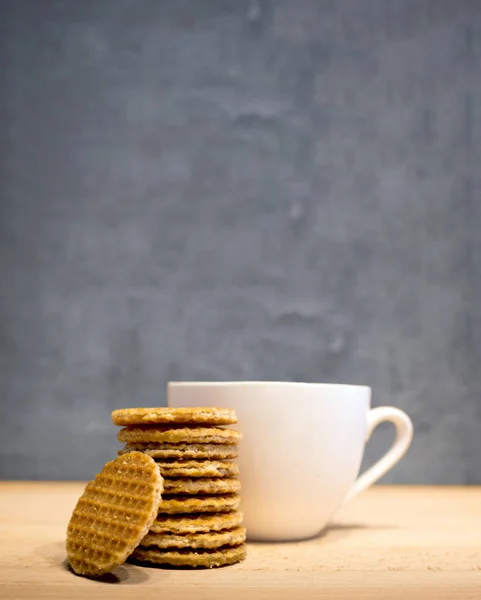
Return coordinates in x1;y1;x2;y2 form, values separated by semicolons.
1;483;480;599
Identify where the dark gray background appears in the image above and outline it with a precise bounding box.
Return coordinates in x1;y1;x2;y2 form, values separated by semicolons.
1;0;480;482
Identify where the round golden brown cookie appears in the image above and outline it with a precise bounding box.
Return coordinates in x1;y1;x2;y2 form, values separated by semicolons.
118;425;241;445
66;452;163;577
154;460;239;478
112;407;237;426
159;494;241;514
150;511;243;534
141;526;246;549
163;477;241;495
130;544;246;568
118;443;238;460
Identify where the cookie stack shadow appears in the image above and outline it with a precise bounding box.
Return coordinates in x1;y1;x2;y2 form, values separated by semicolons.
112;407;246;568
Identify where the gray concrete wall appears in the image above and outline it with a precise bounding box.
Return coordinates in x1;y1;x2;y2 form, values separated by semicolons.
1;0;480;482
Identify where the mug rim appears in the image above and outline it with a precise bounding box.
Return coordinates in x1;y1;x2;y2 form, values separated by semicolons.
168;381;371;392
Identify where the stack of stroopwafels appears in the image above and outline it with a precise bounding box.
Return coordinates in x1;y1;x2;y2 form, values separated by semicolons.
112;407;246;568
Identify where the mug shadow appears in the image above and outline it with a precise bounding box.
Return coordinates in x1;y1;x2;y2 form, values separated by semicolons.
247;522;397;545
35;541;151;585
316;521;396;542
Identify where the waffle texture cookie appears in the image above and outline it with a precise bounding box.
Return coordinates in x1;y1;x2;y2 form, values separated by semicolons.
118;443;238;460
141;526;246;549
66;452;163;577
131;544;247;568
159;494;241;514
163;477;241;495
150;511;244;534
118;425;241;445
112;407;237;426
154;460;239;478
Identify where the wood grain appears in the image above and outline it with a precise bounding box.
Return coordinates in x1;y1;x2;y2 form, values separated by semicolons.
1;483;480;599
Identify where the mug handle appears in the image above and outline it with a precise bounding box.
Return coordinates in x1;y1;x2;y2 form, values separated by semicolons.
343;406;414;504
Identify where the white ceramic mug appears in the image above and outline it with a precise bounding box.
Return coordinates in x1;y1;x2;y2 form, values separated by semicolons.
167;381;413;542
